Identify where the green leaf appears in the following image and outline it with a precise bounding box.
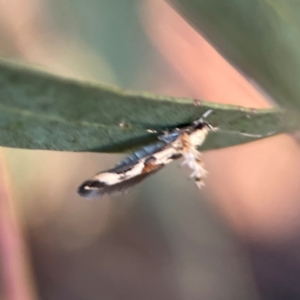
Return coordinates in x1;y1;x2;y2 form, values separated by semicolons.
0;59;296;153
169;0;300;110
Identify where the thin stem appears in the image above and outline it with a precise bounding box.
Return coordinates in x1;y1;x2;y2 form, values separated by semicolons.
0;150;37;300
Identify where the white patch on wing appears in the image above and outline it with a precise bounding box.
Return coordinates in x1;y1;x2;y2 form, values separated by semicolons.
151;146;179;165
94;161;145;184
92;172;121;185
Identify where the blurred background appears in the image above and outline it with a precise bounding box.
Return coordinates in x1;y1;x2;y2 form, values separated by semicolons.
1;1;300;300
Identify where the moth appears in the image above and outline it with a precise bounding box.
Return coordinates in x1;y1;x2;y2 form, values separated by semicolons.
78;110;215;198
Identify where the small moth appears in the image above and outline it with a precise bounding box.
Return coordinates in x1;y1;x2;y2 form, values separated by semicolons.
78;110;215;198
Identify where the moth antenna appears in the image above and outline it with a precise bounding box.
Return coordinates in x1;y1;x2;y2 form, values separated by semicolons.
201;109;213;120
216;128;277;138
194;109;213;124
192;109;214;130
147;129;158;133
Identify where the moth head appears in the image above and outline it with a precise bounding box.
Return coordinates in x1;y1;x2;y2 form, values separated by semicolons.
193;121;214;131
192;109;216;132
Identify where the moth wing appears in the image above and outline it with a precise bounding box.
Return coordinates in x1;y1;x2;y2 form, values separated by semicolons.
78;165;164;198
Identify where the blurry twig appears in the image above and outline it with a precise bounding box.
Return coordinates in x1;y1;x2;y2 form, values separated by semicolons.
0;150;37;300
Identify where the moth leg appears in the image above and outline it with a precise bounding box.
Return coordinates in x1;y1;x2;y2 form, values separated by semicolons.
194;176;206;189
181;152;193;166
193;150;207;176
179;133;208;188
179;132;193;166
188;153;207;178
186;151;206;186
179;133;205;173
